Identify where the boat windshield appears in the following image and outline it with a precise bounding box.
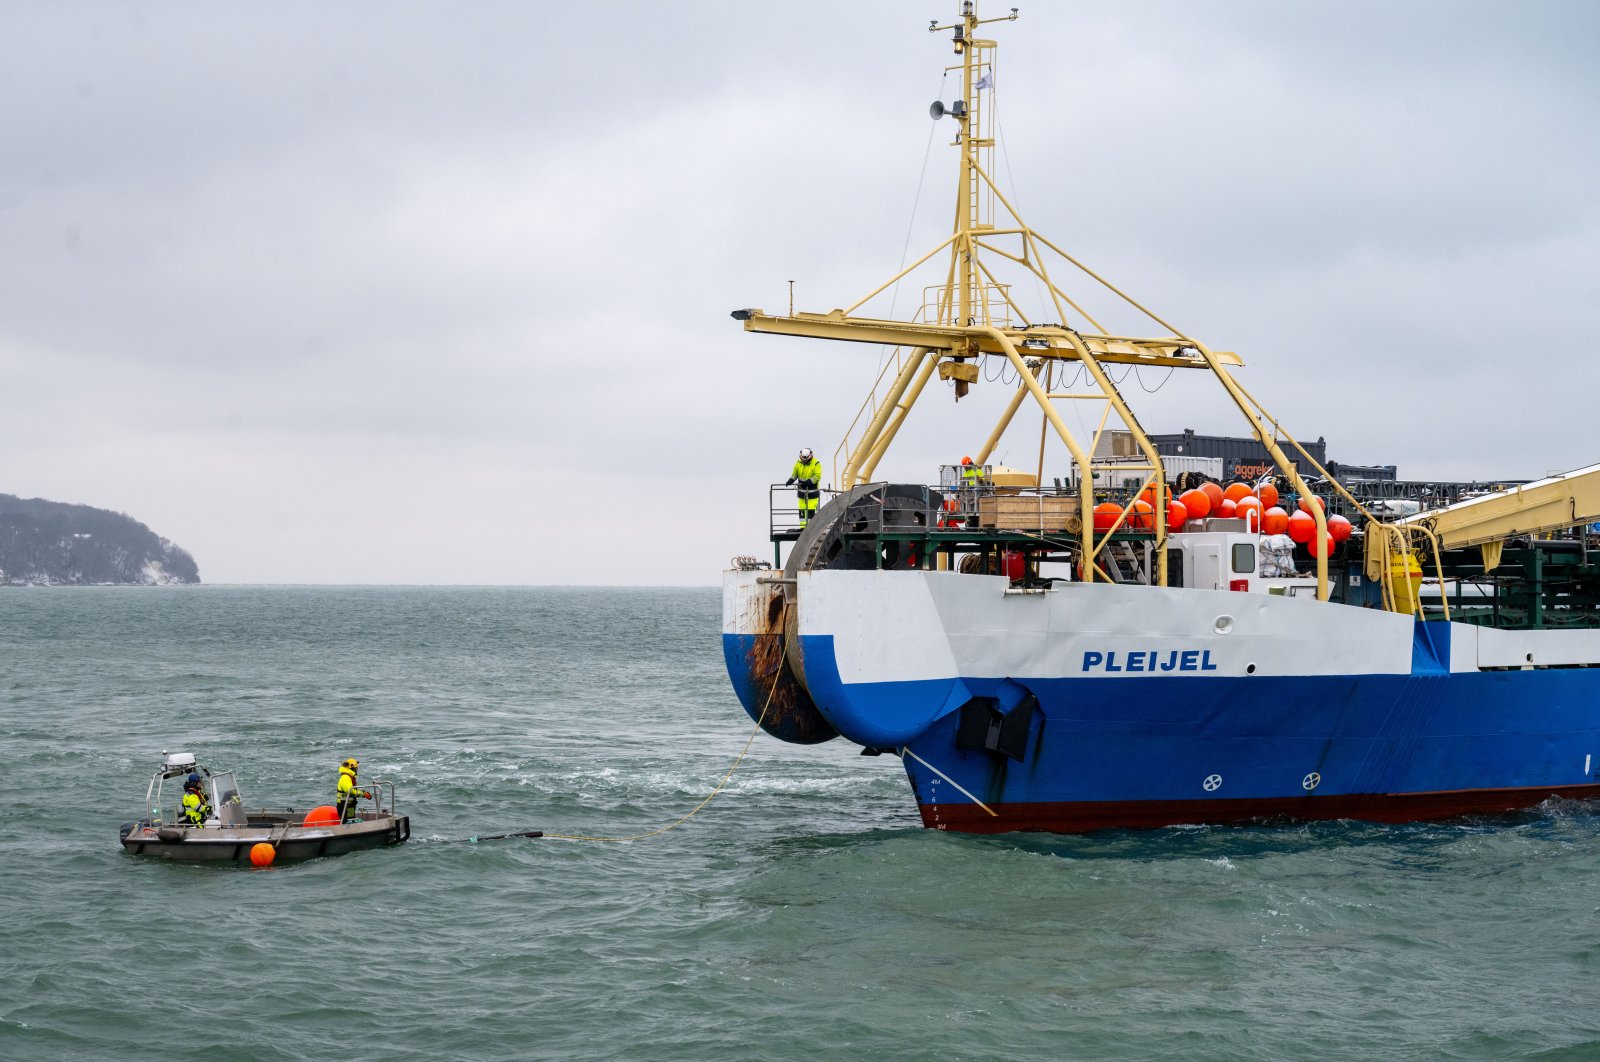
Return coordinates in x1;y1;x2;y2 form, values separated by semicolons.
209;772;248;826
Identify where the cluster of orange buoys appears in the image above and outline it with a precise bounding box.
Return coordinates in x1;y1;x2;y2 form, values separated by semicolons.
1092;481;1354;556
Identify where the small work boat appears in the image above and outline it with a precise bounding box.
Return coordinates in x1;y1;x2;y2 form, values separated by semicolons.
120;752;410;862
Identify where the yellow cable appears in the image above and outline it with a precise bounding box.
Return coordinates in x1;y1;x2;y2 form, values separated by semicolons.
539;670;778;843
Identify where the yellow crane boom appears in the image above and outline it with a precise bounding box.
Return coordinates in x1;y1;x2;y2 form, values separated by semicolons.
1393;462;1600;571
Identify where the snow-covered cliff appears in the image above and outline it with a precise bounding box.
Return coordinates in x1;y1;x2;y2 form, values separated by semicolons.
0;494;200;585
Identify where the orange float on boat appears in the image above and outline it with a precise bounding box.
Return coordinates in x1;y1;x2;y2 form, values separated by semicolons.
1179;488;1211;520
1261;506;1290;535
302;805;341;827
1167;499;1188;532
1223;482;1254;503
1287;510;1315;544
1093;502;1122;533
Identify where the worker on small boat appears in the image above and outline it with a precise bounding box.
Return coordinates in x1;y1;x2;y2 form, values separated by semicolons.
181;773;212;827
336;758;372;823
786;448;823;528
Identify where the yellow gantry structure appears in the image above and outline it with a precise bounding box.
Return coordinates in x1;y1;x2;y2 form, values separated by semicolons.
732;1;1334;597
1392;463;1600;570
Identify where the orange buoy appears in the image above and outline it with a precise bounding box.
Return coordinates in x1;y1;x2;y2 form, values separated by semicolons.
1261;506;1290;535
302;805;340;827
1093;502;1122;533
1297;495;1327;515
1179;488;1211;520
1223;482;1253;503
249;842;276;867
1200;481;1224;510
1257;482;1279;509
1129;499;1155;530
1328;514;1354;542
1234;496;1263;530
1167;499;1188;533
1217;498;1238;518
1287;510;1315;544
1308;531;1335;557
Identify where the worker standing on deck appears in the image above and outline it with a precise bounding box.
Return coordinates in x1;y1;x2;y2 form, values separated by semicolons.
336;758;372;823
181;772;211;827
955;456;984;523
786;448;823;528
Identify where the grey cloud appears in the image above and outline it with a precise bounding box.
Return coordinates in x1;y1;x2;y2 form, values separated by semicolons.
1;1;1595;583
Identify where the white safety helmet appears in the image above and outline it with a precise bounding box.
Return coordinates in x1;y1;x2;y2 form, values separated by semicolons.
799;448;813;461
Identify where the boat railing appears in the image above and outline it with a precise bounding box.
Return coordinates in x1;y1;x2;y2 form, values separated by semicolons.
359;779;397;819
770;478;1175;543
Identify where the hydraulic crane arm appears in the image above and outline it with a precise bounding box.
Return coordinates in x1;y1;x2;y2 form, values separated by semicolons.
1394;462;1600;570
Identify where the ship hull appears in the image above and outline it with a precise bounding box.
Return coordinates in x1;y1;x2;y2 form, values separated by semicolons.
723;569;1600;833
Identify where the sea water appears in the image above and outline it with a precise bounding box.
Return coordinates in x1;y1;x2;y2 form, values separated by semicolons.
1;587;1596;1061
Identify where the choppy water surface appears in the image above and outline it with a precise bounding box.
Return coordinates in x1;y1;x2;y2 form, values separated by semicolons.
1;587;1596;1061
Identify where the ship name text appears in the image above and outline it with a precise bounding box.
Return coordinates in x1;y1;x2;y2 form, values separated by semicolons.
1082;649;1219;673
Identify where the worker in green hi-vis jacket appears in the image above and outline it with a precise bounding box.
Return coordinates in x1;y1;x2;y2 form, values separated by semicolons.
786;448;823;528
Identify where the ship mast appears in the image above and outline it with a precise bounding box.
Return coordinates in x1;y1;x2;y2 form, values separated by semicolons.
930;2;1010;329
731;2;1336;597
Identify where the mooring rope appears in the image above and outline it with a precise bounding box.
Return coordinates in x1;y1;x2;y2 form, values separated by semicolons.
535;667;778;843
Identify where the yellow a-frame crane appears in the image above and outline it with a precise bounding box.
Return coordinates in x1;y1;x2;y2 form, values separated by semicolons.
732;2;1339;596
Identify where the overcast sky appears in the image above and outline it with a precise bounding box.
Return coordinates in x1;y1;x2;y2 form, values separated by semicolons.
3;1;1596;584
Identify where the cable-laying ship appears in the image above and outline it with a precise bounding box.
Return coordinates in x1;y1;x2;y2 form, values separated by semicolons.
722;2;1600;833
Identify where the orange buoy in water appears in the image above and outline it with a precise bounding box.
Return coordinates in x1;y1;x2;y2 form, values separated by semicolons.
1093;502;1122;532
1262;506;1290;535
1234;496;1263;530
1179;488;1211;520
1200;482;1225;511
1223;482;1253;503
1167;499;1188;532
302;805;340;827
1297;495;1327;515
1129;499;1155;530
1217;498;1238;518
1287;510;1316;544
249;842;276;867
1328;514;1354;542
1257;482;1279;509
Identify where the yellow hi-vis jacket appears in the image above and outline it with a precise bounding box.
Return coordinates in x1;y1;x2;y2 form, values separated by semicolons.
791;459;823;497
182;789;210;825
337;768;370;808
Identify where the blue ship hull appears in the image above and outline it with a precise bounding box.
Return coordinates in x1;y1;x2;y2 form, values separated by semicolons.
722;570;1600;833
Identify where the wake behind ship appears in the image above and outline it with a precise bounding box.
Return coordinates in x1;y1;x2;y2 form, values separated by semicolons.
722;2;1600;834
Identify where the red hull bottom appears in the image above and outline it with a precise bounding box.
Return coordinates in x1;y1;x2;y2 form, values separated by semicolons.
919;784;1600;835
